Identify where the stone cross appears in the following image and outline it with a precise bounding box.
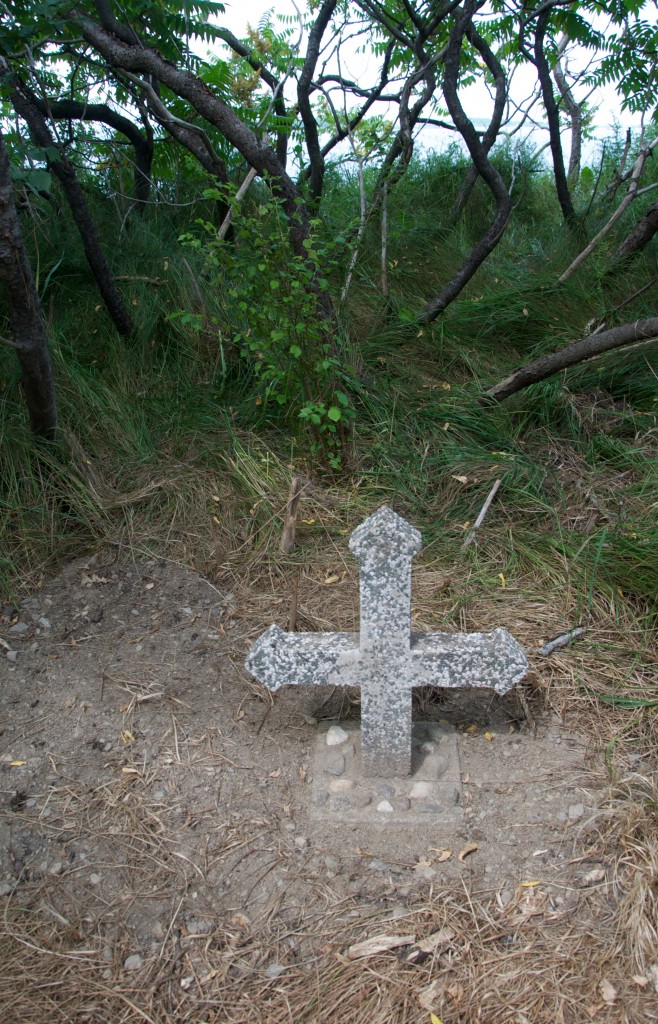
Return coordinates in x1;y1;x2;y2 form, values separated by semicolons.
246;506;528;777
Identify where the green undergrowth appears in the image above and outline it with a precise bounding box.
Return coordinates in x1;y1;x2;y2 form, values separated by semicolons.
1;151;657;653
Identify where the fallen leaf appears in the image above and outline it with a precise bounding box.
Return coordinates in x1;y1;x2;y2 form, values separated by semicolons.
458;843;478;862
498;572;506;588
347;933;415;959
269;768;282;778
431;1014;444;1024
521;880;542;888
483;731;494;741
236;709;245;720
324;574;339;585
443;422;450;430
81;573;109;586
598;979;617;1005
9;760;26;767
211;494;220;502
418;980;443;1011
121;730;135;745
428;848;452;863
633;975;649;988
301;518;315;524
451;475;468;484
464;724;478;734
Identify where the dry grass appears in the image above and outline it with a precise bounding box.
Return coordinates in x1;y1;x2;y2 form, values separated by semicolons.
2;451;657;1023
2;860;657;1024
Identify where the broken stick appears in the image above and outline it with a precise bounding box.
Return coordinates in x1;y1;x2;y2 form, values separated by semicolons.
279;475;305;554
461;479;502;549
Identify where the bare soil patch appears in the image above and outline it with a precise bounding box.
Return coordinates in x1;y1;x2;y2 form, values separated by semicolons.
1;553;656;1022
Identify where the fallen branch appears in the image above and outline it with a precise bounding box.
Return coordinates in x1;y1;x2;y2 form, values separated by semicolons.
480;317;658;404
538;627;585;657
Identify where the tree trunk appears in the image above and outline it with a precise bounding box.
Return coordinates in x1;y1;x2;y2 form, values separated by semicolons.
481;317;658;404
12;87;133;336
420;2;510;321
534;12;576;226
0;129;58;439
615;200;658;261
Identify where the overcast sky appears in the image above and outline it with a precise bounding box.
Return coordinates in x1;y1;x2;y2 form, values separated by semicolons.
213;0;641;164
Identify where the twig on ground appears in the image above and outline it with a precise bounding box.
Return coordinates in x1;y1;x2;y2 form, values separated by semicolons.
461;479;502;549
538;626;585;656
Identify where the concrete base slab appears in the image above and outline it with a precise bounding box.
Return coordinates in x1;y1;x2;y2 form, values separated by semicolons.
311;720;463;824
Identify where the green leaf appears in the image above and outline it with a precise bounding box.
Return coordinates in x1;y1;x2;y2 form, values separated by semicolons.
327;406;342;422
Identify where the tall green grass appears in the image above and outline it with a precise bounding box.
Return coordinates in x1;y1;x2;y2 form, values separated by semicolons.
1;143;657;630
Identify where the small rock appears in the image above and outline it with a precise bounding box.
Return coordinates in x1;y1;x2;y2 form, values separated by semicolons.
102;968;112;980
375;783;395;800
326;725;349;747
349;793;372;809
420;742;435;753
294;836;308;850
376;800;394;813
89;873;102;885
416;803;443;814
324;754;345;777
312;790;328;807
9;622;29;635
409;781;434;800
0;882;12;896
37;617;51;630
186;918;213;936
368;859;389;872
123;954;143;972
413;864;437;880
48;861;63;876
324;855;339;871
6;651;17;663
329;779;354;793
568;803;585;821
102;947;114;963
393;798;411;812
265;963;286;978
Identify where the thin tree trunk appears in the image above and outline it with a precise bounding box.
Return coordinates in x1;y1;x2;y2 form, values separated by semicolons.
12;87;133;336
481;317;658;404
0;129;58;439
615;200;658;261
420;1;510;321
534;12;576;225
449;23;507;223
552;38;581;184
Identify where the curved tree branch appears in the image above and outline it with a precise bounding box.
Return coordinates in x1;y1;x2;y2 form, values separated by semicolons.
11;82;133;336
71;10;311;254
481;317;658;404
450;20;507;222
297;0;339;204
28;96;153;204
420;1;511;322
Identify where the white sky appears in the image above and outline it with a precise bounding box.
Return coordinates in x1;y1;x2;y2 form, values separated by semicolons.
214;0;643;167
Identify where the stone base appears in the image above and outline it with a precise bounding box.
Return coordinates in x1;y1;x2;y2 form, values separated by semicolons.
311;721;463;823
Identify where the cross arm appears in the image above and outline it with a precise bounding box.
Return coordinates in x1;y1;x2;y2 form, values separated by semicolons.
245;625;360;692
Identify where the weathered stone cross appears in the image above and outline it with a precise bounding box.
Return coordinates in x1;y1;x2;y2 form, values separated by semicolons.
246;506;528;777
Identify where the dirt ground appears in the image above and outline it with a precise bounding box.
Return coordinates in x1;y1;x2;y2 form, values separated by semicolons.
1;553;657;1023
